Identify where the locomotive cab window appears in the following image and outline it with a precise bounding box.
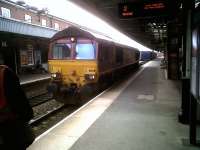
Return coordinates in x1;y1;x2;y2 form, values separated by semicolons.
51;43;72;59
75;39;96;60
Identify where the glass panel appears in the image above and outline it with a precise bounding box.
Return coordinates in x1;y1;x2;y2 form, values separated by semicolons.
52;43;72;59
75;43;96;60
42;19;47;27
54;23;59;30
25;14;31;23
20;45;34;66
20;50;28;65
1;7;11;18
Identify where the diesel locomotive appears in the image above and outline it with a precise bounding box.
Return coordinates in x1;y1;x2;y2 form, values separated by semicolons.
47;26;140;103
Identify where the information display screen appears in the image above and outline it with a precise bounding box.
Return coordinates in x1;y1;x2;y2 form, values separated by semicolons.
118;1;169;18
118;2;139;18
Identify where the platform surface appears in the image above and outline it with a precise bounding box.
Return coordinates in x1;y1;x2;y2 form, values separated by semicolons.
28;59;199;150
19;73;51;85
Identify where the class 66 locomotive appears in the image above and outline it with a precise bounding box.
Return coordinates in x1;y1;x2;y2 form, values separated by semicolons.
47;26;140;104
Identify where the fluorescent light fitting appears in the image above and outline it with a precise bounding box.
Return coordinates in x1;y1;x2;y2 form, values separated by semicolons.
13;0;153;51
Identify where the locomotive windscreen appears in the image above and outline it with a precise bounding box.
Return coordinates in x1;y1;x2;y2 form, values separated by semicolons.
75;42;96;60
49;38;96;60
51;43;72;59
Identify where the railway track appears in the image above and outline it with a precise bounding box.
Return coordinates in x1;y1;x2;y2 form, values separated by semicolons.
21;78;63;125
29;101;65;125
29;92;53;107
28;92;65;125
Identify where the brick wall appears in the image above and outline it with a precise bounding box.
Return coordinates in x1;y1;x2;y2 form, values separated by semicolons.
0;0;70;30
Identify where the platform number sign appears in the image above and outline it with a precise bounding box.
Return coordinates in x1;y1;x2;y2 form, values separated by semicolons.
118;3;134;18
118;2;137;18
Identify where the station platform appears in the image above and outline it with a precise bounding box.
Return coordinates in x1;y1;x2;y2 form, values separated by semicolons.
19;73;51;85
28;59;199;150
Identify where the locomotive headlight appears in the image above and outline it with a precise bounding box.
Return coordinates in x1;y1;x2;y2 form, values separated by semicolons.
51;73;57;78
85;74;95;81
51;72;62;80
70;37;76;43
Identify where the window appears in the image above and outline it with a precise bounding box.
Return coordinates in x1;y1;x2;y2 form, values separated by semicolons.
51;43;72;59
20;44;34;66
49;39;96;60
1;7;11;18
41;19;47;27
20;50;34;65
25;14;31;23
54;23;59;30
75;43;96;60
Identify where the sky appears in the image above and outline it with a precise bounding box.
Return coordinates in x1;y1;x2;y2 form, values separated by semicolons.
11;0;152;51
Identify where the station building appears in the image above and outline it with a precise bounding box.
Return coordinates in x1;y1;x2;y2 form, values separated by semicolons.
0;0;71;74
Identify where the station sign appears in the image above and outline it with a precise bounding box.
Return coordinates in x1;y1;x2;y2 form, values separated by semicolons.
118;1;170;18
118;2;136;18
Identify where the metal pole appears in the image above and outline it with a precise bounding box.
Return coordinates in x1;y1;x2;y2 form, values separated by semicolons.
188;0;197;145
189;95;197;145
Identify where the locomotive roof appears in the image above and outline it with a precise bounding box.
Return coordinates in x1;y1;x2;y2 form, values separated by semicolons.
51;26;139;51
51;26;113;42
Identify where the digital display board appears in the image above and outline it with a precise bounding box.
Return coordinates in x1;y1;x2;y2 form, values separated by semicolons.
143;2;165;10
118;3;138;18
118;1;169;18
121;5;133;17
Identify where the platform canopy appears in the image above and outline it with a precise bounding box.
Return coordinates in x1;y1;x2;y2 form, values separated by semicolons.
0;16;57;38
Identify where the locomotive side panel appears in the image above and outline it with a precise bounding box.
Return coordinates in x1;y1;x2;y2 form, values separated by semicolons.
122;48;139;66
97;42;140;81
98;41;115;75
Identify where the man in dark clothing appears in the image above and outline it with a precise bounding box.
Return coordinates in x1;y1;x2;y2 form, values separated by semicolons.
0;65;34;150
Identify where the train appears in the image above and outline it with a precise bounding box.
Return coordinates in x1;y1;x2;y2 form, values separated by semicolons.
47;26;140;104
140;51;157;61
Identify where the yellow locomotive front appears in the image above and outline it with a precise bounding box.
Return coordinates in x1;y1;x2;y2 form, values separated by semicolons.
47;36;99;99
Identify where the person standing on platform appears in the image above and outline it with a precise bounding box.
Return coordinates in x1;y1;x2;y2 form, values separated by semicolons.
0;65;35;150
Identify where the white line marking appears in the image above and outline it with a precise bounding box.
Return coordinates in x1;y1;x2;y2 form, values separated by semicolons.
20;76;51;85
